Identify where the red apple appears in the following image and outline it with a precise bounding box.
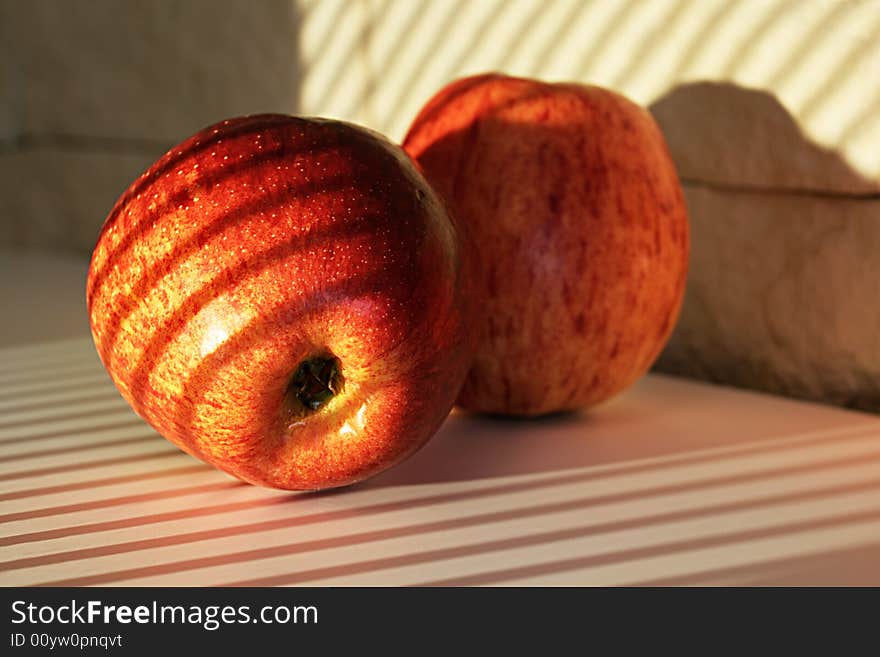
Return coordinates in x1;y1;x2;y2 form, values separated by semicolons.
87;114;474;490
404;74;689;416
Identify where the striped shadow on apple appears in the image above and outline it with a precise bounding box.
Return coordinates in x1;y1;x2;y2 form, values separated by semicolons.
88;75;692;491
87;115;476;491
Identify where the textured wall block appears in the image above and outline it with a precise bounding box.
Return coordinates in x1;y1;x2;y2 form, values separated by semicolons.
0;150;160;253
651;82;880;410
0;1;18;142
6;0;300;143
0;250;89;345
1;0;301;254
657;184;880;411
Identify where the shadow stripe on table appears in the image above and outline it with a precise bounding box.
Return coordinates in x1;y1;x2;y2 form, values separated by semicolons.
0;432;161;465
0;373;109;400
0;337;93;357
409;510;880;587
0;480;244;525
0;448;184;483
8;471;880;577
0;417;145;446
0;401;131;431
0;464;211;502
630;540;880;586
1;495;300;550
4;421;879;542
8;444;880;566
72;502;880;587
0;391;124;416
0;355;97;377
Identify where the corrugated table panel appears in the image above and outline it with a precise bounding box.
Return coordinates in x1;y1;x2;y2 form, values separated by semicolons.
3;336;880;586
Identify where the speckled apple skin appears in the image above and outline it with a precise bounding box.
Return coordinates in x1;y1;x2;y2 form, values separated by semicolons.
404;74;689;416
87;115;474;490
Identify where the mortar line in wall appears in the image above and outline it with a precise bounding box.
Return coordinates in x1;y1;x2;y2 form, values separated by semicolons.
680;177;880;201
4;136;877;201
0;133;174;156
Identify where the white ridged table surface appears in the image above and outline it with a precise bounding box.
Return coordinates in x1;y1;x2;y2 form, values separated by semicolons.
3;336;880;586
2;252;880;586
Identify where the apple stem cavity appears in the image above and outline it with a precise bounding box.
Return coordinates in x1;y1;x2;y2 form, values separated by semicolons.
287;354;345;416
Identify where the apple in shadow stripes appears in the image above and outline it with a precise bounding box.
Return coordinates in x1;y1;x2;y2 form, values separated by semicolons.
87;115;477;490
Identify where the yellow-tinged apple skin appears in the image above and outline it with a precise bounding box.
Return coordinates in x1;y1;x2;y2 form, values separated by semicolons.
404;74;689;416
87;114;475;490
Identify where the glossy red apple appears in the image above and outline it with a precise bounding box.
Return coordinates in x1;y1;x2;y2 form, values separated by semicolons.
404;74;689;416
87;114;474;490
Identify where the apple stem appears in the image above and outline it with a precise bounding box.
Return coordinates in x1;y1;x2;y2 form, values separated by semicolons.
287;354;344;414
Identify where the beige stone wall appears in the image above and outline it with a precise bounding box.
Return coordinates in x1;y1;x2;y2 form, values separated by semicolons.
1;0;301;255
296;0;880;410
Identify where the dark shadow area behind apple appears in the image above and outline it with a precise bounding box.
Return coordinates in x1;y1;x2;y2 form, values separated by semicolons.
364;369;879;491
1;0;302;256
